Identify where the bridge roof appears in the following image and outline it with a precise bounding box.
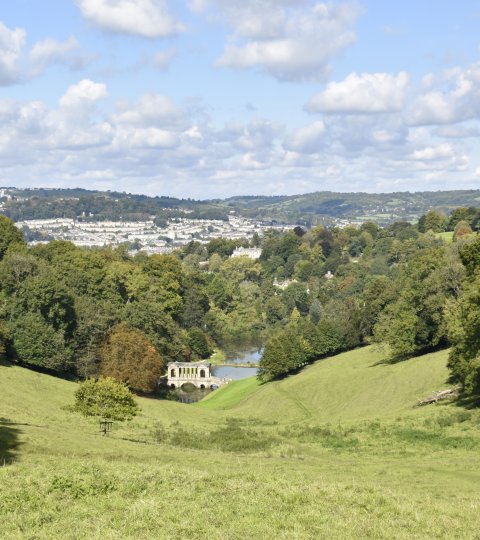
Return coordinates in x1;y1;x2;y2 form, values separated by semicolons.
167;361;212;368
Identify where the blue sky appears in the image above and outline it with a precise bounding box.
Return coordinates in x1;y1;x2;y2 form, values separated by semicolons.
0;0;479;199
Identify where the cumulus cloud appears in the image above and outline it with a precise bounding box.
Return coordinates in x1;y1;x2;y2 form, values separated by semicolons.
410;143;457;161
76;0;184;38
407;143;469;173
0;74;478;198
112;93;187;130
283;121;326;153
221;119;282;151
407;62;480;125
115;127;179;149
327;114;409;154
29;36;91;77
0;21;26;85
306;71;410;114
0;21;92;84
195;1;360;81
59;79;108;109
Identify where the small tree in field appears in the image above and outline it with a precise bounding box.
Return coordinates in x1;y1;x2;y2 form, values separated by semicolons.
73;377;138;421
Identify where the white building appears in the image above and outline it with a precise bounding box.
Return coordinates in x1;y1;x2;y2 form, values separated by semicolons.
231;247;262;259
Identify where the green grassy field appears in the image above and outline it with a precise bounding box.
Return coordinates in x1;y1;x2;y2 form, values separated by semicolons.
437;231;455;243
1;347;480;539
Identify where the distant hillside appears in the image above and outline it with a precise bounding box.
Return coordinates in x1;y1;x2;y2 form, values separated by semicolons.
0;187;229;223
220;190;480;225
2;186;480;225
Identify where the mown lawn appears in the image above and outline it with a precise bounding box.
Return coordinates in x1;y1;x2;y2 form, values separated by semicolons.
1;347;480;539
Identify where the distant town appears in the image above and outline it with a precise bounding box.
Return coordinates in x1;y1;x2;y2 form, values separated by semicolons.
4;186;480;255
13;215;294;254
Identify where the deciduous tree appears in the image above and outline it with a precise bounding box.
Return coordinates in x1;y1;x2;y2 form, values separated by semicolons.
73;377;138;421
0;215;25;260
100;323;165;393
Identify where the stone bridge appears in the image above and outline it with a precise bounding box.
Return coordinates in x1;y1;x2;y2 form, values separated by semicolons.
167;361;231;390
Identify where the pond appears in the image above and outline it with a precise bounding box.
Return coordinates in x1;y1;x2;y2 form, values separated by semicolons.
222;346;263;365
212;365;258;380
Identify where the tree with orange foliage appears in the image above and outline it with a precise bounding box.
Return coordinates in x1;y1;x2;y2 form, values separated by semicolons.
100;323;164;393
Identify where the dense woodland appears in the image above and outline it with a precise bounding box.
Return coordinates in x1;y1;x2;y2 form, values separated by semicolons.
1;206;480;398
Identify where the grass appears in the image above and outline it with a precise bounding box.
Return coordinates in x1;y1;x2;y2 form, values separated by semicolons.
195;376;261;410
437;231;454;243
1;346;480;539
201;346;452;423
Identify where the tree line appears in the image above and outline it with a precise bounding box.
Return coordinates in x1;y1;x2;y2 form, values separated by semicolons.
1;206;480;399
257;210;480;400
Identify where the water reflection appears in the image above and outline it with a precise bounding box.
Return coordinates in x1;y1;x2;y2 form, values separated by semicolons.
175;386;212;403
212;365;258;380
223;347;262;365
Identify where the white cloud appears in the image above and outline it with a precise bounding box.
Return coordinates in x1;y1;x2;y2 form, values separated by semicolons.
76;0;184;38
0;21;26;85
196;1;360;81
190;0;300;38
29;36;90;77
328;114;409;154
407;62;480;125
0;22;92;84
407;91;454;125
284;121;326;153
408;143;469;173
238;152;272;170
112;93;187;130
116;127;179;149
51;122;114;151
226;120;282;151
306;72;410;114
0;75;479;199
59;79;108;109
411;143;457;161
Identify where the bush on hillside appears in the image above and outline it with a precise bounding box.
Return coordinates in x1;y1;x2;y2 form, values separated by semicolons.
73;377;138;421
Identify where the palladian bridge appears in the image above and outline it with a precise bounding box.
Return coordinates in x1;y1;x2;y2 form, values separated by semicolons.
167;361;231;390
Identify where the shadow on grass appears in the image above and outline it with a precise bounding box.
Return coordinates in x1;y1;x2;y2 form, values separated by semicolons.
0;419;22;465
370;354;412;367
370;345;448;367
0;356;12;367
454;394;480;410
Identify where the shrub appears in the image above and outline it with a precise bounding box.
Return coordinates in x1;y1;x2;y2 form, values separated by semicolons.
73;377;138;421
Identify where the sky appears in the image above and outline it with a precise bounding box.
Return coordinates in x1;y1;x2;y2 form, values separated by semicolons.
0;1;480;199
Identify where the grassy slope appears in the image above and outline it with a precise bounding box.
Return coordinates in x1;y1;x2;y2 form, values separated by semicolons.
1;348;480;539
197;346;450;422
